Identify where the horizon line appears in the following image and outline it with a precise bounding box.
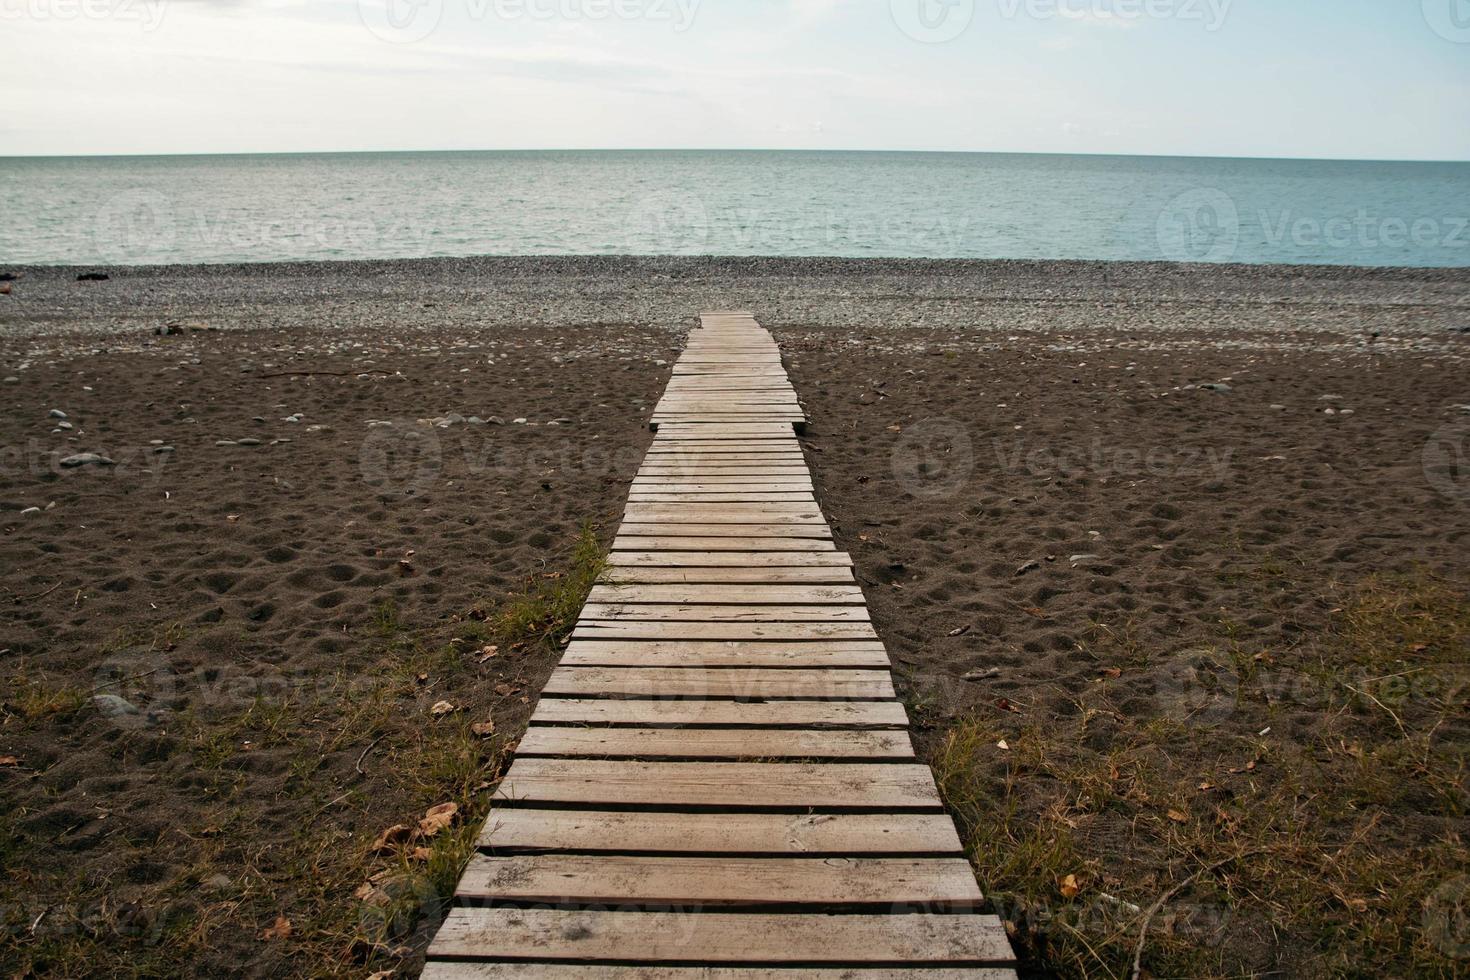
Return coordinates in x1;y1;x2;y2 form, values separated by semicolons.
2;147;1467;165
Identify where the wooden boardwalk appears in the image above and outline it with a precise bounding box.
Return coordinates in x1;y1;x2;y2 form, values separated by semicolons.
423;312;1018;976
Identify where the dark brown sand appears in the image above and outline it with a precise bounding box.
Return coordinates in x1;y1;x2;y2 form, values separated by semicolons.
782;326;1470;977
1;257;1467;977
0;321;674;975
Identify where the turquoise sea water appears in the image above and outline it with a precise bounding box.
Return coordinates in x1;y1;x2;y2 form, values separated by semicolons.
1;150;1466;267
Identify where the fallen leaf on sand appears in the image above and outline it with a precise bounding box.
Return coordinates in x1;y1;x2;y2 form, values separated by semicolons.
995;698;1022;715
996;739;1010;751
1059;874;1081;899
494;683;518;697
371;824;413;854
367;971;395;980
1167;809;1190;824
947;624;971;637
260;915;292;940
1099;667;1122;679
1198;781;1215;792
477;645;500;662
0;756;20;767
471;720;496;737
397;560;415;576
430;700;456;716
419;802;458;837
354;881;381;901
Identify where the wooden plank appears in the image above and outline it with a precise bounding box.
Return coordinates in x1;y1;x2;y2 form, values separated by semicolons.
599;566;854;584
616;525;833;539
588;584;864;604
561;640;888;667
493;760;944;809
639;451;806;461
629;493;816;503
478;808;960;854
634;470;813;479
607;550;851;567
579;604;871;623
516;726;912;759
611;537;837;553
572;621;879;641
542;666;894;699
623;510;827;525
427;908;1016;964
623;506;825;521
423;965;1017;979
454;854;982;907
632;476;813;487
529;698;908;727
655;426;801;438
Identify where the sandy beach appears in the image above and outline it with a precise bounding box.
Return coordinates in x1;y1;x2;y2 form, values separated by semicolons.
1;256;1467;977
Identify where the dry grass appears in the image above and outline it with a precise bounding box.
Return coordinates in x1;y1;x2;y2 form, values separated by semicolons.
0;525;609;978
932;570;1470;979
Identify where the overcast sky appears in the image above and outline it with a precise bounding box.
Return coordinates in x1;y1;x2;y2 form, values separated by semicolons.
2;0;1467;158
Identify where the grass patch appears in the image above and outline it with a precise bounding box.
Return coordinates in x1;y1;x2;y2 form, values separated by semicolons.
933;569;1470;978
0;522;614;978
488;522;604;647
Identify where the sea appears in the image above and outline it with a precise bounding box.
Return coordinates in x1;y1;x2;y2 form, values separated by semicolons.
1;150;1466;268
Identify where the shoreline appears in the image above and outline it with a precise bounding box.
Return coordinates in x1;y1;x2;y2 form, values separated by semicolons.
2;255;1467;345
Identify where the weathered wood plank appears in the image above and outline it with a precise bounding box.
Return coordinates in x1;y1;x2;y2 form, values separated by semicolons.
623;511;827;526
572;621;879;641
423;965;1017;979
607;550;852;567
454;854;982;907
427;908;1016;964
561;639;887;667
611;537;838;552
516;726;912;759
529;698;908;727
615;526;830;539
478;808;959;854
629;493;816;503
617;525;833;539
588;584;864;604
542;666;894;699
579;604;871;623
493;760;943;809
599;566;854;584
